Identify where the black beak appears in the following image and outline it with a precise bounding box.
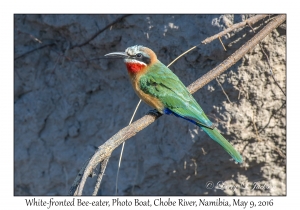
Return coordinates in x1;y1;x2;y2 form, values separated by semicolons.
104;52;129;59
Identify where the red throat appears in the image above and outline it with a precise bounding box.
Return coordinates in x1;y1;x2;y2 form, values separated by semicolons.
125;62;146;74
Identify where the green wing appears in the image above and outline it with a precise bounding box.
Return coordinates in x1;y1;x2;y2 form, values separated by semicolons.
139;61;213;128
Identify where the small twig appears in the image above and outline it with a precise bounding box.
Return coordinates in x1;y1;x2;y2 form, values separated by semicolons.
191;159;198;175
115;99;142;195
93;157;109;195
252;110;262;141
267;140;286;159
259;43;286;96
202;15;268;44
218;36;227;51
274;146;286;159
216;77;232;104
30;35;42;44
206;113;224;124
201;147;207;156
17;29;42;43
247;22;256;33
259;100;286;132
167;46;198;67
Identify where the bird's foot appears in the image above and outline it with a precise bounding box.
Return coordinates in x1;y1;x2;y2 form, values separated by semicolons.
147;109;162;117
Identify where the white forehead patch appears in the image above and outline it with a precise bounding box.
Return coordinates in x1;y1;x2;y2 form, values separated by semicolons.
125;45;143;56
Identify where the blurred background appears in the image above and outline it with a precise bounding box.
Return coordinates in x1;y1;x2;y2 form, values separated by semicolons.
14;14;286;195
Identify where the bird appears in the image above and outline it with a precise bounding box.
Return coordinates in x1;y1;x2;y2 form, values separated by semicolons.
105;45;243;163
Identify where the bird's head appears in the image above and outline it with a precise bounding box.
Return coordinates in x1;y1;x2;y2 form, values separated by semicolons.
105;45;157;74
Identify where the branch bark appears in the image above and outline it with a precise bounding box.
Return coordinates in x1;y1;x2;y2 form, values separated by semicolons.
69;14;286;196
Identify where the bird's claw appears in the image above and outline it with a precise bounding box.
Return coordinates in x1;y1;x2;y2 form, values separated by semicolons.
147;109;162;117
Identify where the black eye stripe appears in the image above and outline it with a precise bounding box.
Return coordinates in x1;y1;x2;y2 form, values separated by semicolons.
130;52;151;65
142;56;151;65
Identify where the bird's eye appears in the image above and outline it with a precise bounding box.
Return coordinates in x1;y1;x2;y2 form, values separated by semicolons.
136;53;142;58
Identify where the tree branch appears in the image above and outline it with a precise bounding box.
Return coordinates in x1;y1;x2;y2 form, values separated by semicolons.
69;14;286;196
93;157;110;195
201;14;269;44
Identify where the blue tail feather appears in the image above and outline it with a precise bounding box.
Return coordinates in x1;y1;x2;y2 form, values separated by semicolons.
163;108;200;126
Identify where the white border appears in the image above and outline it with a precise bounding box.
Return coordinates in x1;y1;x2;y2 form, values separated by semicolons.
5;1;295;209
